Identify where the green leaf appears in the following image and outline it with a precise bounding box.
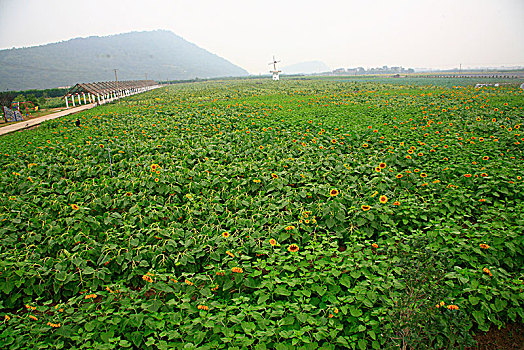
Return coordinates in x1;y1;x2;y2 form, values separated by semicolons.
244;277;260;289
56;271;67;282
472;310;484;325
468;295;480;306
83;267;95;275
350;306;363;317
492;298;507;312
84;321;96;332
130;332;143;347
275;285;291;296
258;293;269;305
119;340;132;348
1;281;14;294
358;339;368;350
223;278;234;291
340;274;351;288
350;270;361;279
100;330;114;343
241;322;256;334
312;285;326;296
281;316;294;326
336;336;349;347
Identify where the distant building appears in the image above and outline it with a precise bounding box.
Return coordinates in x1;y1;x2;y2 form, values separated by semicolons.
339;66;414;75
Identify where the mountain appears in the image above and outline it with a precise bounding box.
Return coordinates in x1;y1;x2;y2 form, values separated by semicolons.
282;61;331;75
0;30;249;90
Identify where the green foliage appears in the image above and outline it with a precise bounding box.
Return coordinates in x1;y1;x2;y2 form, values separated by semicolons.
0;79;522;349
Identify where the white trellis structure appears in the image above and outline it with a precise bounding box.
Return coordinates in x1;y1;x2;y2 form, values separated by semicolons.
64;80;160;108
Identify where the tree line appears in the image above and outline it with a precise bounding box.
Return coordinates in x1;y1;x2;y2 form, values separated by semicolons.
0;87;68;107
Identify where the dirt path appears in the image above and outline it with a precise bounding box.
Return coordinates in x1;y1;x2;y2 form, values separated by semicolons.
0;103;96;137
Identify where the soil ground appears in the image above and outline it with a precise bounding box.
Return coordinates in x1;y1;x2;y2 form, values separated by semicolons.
468;323;524;350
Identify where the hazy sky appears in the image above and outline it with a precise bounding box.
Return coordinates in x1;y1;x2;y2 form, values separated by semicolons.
1;0;523;73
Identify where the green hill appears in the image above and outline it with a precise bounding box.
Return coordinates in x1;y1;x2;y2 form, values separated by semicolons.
0;30;249;90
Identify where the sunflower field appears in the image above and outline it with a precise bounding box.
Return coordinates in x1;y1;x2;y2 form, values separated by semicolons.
0;79;523;349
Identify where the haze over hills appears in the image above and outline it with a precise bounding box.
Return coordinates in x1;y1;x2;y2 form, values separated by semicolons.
0;30;249;91
281;61;331;75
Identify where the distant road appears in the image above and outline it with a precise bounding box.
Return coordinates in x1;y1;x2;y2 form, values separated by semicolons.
0;103;96;137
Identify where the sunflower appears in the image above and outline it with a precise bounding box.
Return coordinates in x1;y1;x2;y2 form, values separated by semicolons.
259;145;264;149
154;178;159;182
71;204;80;210
125;192;132;197
142;274;153;283
331;139;337;144
269;238;277;246
150;164;160;171
482;156;489;160
393;201;400;206
379;162;386;169
379;195;388;204
222;232;230;238
99;144;104;148
420;173;427;178
271;173;278;179
288;244;299;252
330;189;339;197
362;143;368;148
361;205;371;211
396;174;403;179
375;167;381;172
